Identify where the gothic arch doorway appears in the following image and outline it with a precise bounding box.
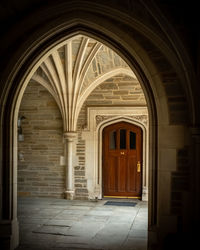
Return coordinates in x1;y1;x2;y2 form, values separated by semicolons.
2;29;158;250
13;34;151;250
102;121;143;198
2;30;157;250
93;114;148;202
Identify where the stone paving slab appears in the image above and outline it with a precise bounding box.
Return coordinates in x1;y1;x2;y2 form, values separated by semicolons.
122;237;147;250
16;197;148;250
82;215;110;223
45;219;75;227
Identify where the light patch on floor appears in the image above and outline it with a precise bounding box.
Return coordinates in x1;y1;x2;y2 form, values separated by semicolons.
17;197;148;250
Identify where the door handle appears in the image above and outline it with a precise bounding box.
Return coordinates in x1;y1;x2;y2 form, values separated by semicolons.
120;151;125;155
137;161;141;172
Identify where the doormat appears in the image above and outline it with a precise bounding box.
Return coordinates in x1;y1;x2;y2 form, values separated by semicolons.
104;201;137;207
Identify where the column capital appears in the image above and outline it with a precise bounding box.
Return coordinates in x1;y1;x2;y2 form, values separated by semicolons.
63;131;77;141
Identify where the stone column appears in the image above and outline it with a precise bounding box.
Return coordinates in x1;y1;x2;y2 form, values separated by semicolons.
63;132;77;200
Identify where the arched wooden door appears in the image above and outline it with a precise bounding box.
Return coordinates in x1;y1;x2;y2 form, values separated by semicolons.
102;122;142;198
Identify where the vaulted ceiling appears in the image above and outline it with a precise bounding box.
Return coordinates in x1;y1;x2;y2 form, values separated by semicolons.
31;35;145;131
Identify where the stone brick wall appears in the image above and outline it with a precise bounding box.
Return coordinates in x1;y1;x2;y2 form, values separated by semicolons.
87;74;146;104
74;132;88;199
81;46;128;93
18;74;147;200
75;73;147;199
171;147;190;216
18;81;65;198
78;73;146;128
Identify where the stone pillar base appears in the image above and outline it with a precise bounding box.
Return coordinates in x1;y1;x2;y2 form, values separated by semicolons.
142;187;148;201
0;219;19;250
64;190;74;200
148;226;159;250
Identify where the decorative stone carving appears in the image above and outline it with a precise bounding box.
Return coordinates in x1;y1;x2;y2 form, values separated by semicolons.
96;115;115;126
129;115;148;126
95;114;148;127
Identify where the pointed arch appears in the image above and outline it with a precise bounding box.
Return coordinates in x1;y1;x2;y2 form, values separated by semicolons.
74;68;137;130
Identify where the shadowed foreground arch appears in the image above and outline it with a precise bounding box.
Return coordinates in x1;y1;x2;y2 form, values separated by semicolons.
0;1;199;250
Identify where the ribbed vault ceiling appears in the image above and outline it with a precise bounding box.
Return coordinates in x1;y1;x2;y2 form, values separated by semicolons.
31;35;145;131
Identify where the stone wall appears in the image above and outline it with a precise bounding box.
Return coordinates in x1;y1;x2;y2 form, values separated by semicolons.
18;74;147;200
78;74;146;128
171;147;190;219
75;74;147;199
74;132;88;199
18;81;65;198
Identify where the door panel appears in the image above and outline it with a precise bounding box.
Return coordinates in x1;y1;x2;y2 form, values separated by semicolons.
127;155;137;192
107;156;118;192
103;122;142;197
118;155;127;192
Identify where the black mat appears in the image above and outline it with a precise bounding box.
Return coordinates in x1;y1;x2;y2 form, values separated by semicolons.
104;201;137;207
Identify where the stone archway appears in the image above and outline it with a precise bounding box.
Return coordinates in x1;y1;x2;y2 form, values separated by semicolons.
4;31;158;250
0;2;198;249
16;34;149;201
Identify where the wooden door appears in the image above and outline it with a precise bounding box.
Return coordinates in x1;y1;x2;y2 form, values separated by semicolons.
103;122;142;198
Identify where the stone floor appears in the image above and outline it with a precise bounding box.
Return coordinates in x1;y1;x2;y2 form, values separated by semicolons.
16;197;148;250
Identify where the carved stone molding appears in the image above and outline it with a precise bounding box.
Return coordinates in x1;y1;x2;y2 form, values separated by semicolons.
95;114;148;127
129;115;148;126
96;115;115;126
